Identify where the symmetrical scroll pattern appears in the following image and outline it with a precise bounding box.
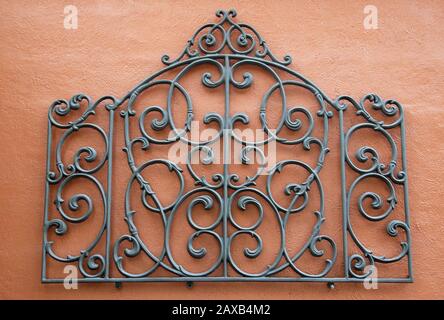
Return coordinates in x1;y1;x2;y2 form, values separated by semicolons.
42;10;412;284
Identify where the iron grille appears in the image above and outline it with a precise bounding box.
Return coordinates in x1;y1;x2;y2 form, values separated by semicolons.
42;9;412;286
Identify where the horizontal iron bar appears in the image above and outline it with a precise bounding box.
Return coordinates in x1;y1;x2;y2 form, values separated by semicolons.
42;277;413;283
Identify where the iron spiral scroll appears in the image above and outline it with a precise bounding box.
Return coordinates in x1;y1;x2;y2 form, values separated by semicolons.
42;9;412;284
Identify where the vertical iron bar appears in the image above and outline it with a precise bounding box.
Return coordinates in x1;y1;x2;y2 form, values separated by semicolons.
339;109;349;278
400;117;413;280
105;109;115;278
41;119;52;281
223;55;231;277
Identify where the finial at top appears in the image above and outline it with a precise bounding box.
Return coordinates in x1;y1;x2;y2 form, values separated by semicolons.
161;9;292;66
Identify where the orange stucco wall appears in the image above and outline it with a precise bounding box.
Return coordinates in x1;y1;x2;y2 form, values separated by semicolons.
1;0;444;299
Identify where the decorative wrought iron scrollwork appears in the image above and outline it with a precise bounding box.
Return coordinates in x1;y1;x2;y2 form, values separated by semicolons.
334;94;411;280
42;9;412;284
44;94;118;279
161;9;292;66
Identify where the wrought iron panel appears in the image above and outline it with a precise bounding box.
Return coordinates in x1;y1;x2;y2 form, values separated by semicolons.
42;9;412;285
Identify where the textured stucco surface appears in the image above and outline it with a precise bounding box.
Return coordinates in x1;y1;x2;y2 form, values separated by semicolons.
1;0;444;299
